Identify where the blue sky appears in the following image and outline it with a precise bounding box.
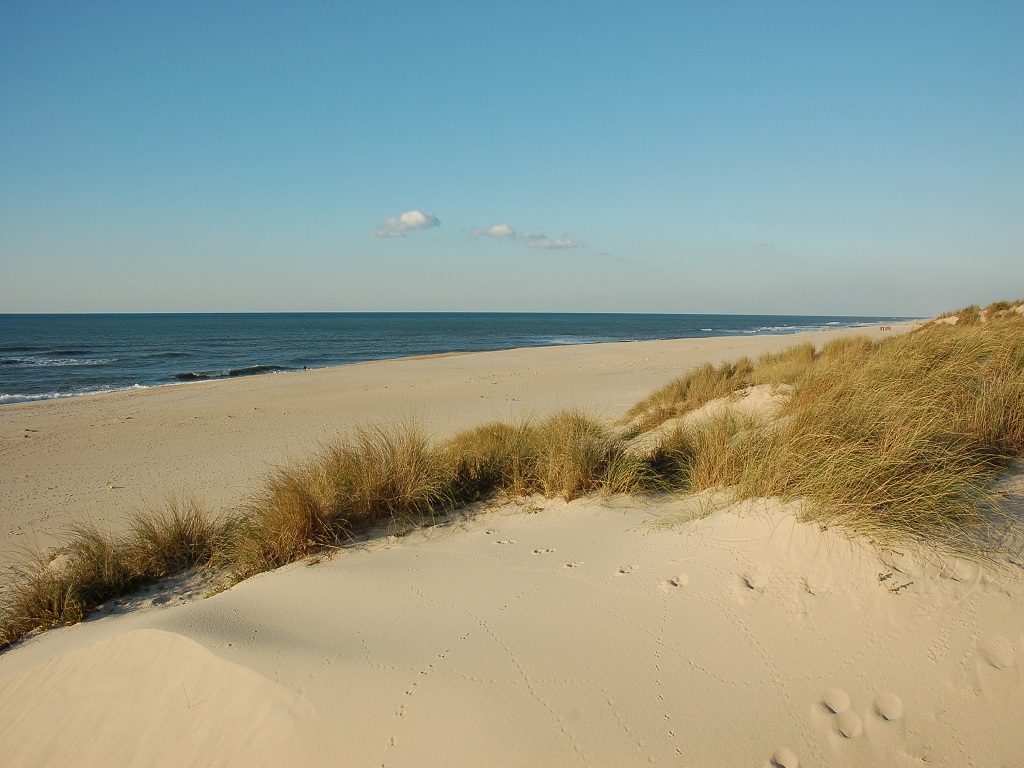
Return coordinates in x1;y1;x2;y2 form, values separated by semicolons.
1;1;1021;315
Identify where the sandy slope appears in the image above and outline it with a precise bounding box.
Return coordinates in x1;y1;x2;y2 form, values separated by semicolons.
1;496;1022;767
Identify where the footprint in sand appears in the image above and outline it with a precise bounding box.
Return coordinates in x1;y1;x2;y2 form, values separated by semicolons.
943;557;978;582
495;540;516;545
836;710;863;738
978;634;1016;670
617;564;639;575
532;547;556;554
821;687;862;738
822;688;851;714
564;561;583;568
741;563;771;591
771;747;800;768
803;572;831;596
873;691;904;721
660;574;689;591
731;565;770;603
973;634;1018;702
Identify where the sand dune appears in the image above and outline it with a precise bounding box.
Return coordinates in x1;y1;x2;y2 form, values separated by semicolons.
4;321;1023;767
2;496;1022;766
0;629;316;767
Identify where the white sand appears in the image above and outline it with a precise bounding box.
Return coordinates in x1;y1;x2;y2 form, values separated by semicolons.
5;321;1023;767
2;497;1022;767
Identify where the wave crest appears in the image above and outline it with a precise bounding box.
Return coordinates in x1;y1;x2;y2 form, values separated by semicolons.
1;357;114;367
0;384;149;405
172;365;290;382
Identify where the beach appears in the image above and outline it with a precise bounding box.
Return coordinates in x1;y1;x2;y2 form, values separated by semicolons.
3;321;1024;768
0;323;913;570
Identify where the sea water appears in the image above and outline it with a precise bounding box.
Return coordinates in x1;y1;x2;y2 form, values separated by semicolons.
0;312;910;404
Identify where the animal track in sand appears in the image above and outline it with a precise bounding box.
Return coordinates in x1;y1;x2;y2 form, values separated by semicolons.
564;561;583;568
927;621;952;663
532;547;556;554
617;564;638;575
495;539;516;545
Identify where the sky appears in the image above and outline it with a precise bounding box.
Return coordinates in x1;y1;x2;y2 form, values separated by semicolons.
0;1;1021;316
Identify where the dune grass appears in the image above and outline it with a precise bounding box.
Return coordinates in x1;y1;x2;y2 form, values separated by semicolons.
223;411;663;580
2;301;1022;649
633;307;1024;550
622;358;754;435
621;342;818;435
222;422;459;580
0;498;215;647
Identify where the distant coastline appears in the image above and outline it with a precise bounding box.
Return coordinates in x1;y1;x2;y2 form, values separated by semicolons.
0;312;915;405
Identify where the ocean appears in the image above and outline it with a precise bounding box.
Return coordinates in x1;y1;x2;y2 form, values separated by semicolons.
0;312;910;405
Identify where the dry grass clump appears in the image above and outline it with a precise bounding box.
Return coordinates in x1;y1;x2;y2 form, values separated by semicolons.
985;300;1014;314
519;414;664;493
332;423;454;523
680;413;770;491
0;498;216;648
225;423;457;580
445;421;538;499
983;299;1024;320
747;342;816;387
127;498;217;576
221;465;338;580
444;412;663;501
955;304;982;325
529;412;621;499
531;411;661;498
815;335;878;365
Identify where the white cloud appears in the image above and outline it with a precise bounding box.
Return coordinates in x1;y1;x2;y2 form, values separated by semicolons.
469;222;584;250
371;210;441;237
471;224;516;239
528;237;583;250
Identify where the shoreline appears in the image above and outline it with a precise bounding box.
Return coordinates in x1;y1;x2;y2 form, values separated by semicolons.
0;318;919;408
